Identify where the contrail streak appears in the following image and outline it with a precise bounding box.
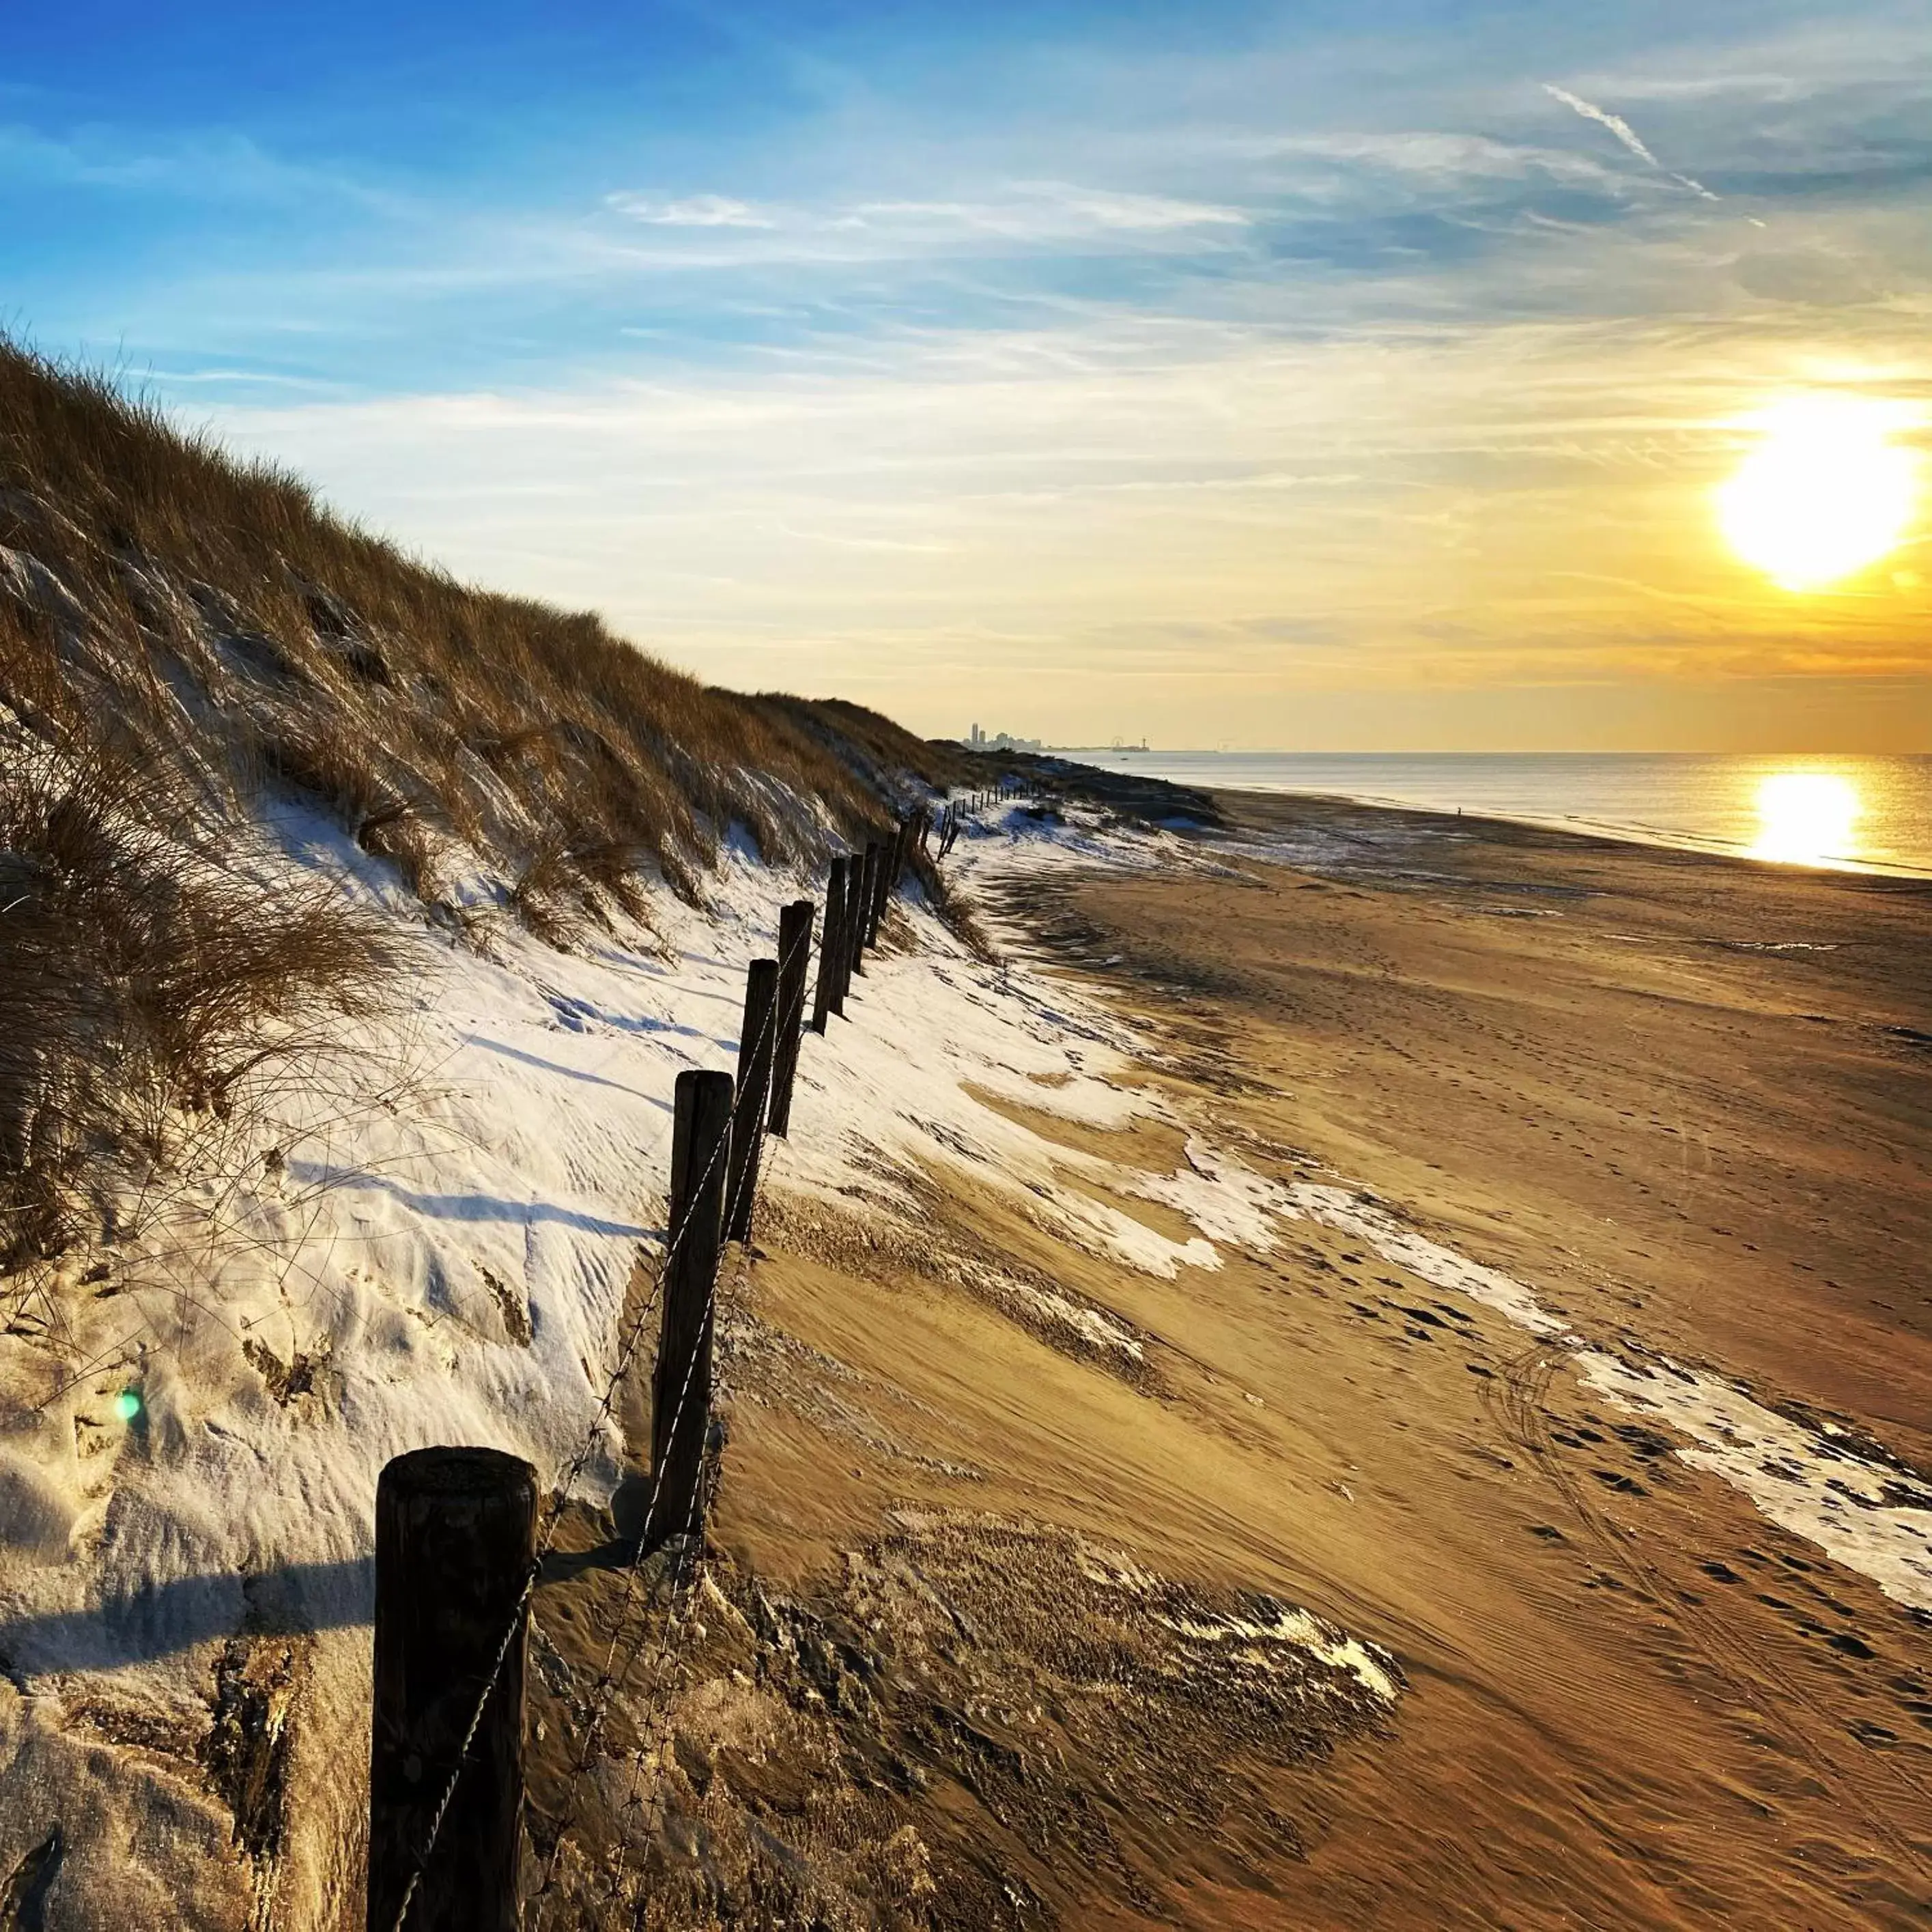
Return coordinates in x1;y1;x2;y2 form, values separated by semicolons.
1543;83;1719;201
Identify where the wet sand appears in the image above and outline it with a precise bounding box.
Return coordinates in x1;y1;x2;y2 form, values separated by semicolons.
539;795;1932;1929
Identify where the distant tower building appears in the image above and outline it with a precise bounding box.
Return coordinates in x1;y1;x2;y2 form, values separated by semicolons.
970;722;983;747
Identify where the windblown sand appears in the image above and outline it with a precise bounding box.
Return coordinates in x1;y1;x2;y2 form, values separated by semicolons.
690;793;1931;1930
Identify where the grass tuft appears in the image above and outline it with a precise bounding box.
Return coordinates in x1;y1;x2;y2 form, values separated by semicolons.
0;740;395;1268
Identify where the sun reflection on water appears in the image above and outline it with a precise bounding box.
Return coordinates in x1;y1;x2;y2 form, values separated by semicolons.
1750;771;1862;866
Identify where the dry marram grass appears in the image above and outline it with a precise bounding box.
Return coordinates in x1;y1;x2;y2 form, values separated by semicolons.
0;341;979;1270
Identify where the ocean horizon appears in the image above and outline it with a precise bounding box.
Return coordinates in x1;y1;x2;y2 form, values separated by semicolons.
1060;749;1932;878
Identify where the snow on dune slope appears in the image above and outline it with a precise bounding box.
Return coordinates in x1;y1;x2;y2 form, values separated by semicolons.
0;797;1227;1922
0;803;1204;1675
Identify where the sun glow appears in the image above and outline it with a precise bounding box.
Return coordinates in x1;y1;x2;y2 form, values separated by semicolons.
1717;397;1919;591
1751;771;1862;866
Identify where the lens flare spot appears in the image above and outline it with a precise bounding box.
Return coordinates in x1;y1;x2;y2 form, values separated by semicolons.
113;1388;142;1423
1752;772;1861;866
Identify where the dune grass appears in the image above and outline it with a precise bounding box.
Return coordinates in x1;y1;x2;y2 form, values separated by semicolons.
0;341;974;1268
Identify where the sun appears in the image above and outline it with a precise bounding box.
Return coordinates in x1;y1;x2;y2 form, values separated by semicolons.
1716;396;1919;591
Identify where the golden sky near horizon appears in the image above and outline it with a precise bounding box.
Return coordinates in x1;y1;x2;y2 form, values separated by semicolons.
44;6;1924;750
225;324;1931;750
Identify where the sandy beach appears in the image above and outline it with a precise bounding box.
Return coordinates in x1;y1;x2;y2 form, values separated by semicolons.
664;791;1932;1930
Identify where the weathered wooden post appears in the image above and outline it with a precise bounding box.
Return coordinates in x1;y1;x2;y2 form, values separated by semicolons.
850;842;873;966
367;1447;537;1932
866;833;891;946
883;819;908;913
832;855;857;1010
725;959;778;1244
814;857;847;1027
849;843;879;978
769;900;813;1133
648;1068;733;1548
864;834;884;937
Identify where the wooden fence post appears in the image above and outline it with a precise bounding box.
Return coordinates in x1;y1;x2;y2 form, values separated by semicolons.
849;843;879;978
864;841;885;965
367;1447;537;1932
814;857;847;1027
885;819;908;907
867;832;891;946
725;959;778;1245
647;1068;732;1550
833;855;857;1009
768;900;813;1134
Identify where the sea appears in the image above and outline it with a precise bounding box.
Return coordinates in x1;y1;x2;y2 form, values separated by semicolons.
1066;751;1932;879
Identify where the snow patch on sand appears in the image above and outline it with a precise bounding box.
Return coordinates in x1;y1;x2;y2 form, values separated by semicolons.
1120;1139;1290;1253
932;803;1932;1616
1170;1608;1401;1703
1282;1184;1574;1339
1577;1352;1932;1613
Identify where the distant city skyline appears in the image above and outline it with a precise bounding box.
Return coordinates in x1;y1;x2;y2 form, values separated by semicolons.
7;1;1929;749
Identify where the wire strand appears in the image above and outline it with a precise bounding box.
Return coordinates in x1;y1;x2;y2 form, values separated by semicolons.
525;920;808;1914
388;909;813;1929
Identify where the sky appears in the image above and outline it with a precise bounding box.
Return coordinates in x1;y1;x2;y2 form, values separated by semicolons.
5;0;1931;750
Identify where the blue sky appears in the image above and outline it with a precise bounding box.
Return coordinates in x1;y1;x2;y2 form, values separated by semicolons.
6;1;1931;746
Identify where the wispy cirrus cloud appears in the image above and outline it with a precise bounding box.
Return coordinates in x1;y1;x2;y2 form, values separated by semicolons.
601;179;1248;251
1242;129;1624;191
604;192;776;228
870;183;1249;234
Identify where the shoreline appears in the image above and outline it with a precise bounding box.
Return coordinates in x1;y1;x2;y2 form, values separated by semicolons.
1031;748;1932;881
1194;773;1932;899
1229;782;1932;880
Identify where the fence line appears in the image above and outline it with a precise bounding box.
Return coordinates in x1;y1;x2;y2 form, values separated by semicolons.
369;798;954;1927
